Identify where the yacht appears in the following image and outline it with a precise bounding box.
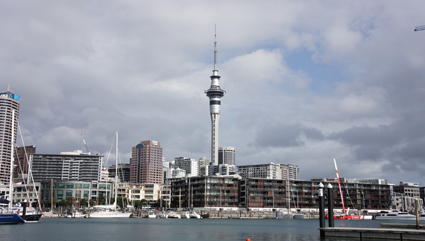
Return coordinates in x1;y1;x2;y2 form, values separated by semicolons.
181;211;190;219
189;211;201;219
272;209;293;219
375;210;416;220
88;133;131;218
158;212;168;219
168;211;181;219
146;211;156;218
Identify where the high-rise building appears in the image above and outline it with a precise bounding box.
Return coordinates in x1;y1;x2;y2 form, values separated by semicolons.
218;147;235;165
280;164;299;180
205;33;225;166
14;145;36;179
0;90;20;185
30;150;103;182
108;163;131;182
130;140;163;184
174;157;198;177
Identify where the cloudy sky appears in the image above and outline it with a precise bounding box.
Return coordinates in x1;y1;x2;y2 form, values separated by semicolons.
4;1;425;185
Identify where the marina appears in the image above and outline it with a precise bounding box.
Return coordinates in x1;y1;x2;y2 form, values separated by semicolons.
2;216;425;241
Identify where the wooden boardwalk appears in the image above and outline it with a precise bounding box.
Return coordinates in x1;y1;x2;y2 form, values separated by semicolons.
319;227;425;240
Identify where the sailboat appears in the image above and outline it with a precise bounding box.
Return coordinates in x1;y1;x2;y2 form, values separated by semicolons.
89;132;131;218
0;110;24;224
330;159;372;220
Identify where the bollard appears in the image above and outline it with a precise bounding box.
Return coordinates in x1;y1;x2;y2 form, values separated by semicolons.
416;198;419;230
22;199;28;220
327;183;334;227
318;182;325;238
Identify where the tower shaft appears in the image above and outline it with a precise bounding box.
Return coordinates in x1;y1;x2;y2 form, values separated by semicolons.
205;31;225;166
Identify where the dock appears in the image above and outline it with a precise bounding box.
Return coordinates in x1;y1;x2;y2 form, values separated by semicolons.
319;227;425;240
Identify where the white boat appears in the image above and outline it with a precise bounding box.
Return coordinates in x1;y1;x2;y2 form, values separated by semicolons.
189;211;201;219
375;210;417;220
72;211;84;218
272;210;293;219
158;212;168;219
89;209;130;218
181;211;190;219
89;133;131;218
293;214;305;219
146;211;156;218
168;211;181;219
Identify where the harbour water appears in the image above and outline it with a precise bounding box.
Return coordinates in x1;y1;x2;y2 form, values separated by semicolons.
0;217;423;241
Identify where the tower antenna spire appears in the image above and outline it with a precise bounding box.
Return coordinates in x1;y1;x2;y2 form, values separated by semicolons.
214;25;217;71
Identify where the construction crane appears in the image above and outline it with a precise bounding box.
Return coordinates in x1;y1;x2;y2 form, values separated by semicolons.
414;25;425;31
81;134;91;155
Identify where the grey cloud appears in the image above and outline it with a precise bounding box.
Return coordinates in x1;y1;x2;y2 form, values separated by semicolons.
255;123;324;148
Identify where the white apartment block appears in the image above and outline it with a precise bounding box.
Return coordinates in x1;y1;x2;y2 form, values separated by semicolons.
124;183;161;202
209;164;237;176
280;164;299;180
174;157;198;177
237;162;282;179
171;168;186;178
218;147;235;165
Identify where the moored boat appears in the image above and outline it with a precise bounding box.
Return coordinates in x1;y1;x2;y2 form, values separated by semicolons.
375;210;416;220
181;211;190;219
168;211;181;219
189;211;201;219
146;211;156;218
158;212;168;219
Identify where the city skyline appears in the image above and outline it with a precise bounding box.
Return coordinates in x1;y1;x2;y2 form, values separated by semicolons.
3;1;425;185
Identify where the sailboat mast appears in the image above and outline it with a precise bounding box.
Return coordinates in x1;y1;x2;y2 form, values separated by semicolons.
114;132;118;212
8;110;15;209
334;158;346;215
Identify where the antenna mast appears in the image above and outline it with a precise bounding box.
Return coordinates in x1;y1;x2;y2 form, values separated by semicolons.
214;25;217;71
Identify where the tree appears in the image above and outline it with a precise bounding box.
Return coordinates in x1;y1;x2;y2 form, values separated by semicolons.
79;199;88;207
97;195;106;205
58;200;67;207
117;197;128;208
89;199;96;206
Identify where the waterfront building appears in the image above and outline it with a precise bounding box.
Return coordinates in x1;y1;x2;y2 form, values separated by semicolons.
218;147;235;165
14;145;36;179
108;163;131;182
237;163;282;179
0;90;20;185
205;34;226;166
0;181;41;204
238;178;392;210
170;176;240;209
39;180;113;205
30;150;103;182
393;182;421;211
130;140;163;184
174;157;198;177
124;183;161;202
160;184;171;208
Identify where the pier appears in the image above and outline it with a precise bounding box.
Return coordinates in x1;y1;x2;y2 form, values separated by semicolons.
318;227;425;240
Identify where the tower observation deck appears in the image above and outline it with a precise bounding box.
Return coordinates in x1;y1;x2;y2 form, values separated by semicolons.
205;31;226;166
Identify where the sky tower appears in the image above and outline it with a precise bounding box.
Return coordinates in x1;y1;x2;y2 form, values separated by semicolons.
205;31;226;166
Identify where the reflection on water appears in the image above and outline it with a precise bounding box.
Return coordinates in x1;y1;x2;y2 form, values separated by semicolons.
0;217;423;241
